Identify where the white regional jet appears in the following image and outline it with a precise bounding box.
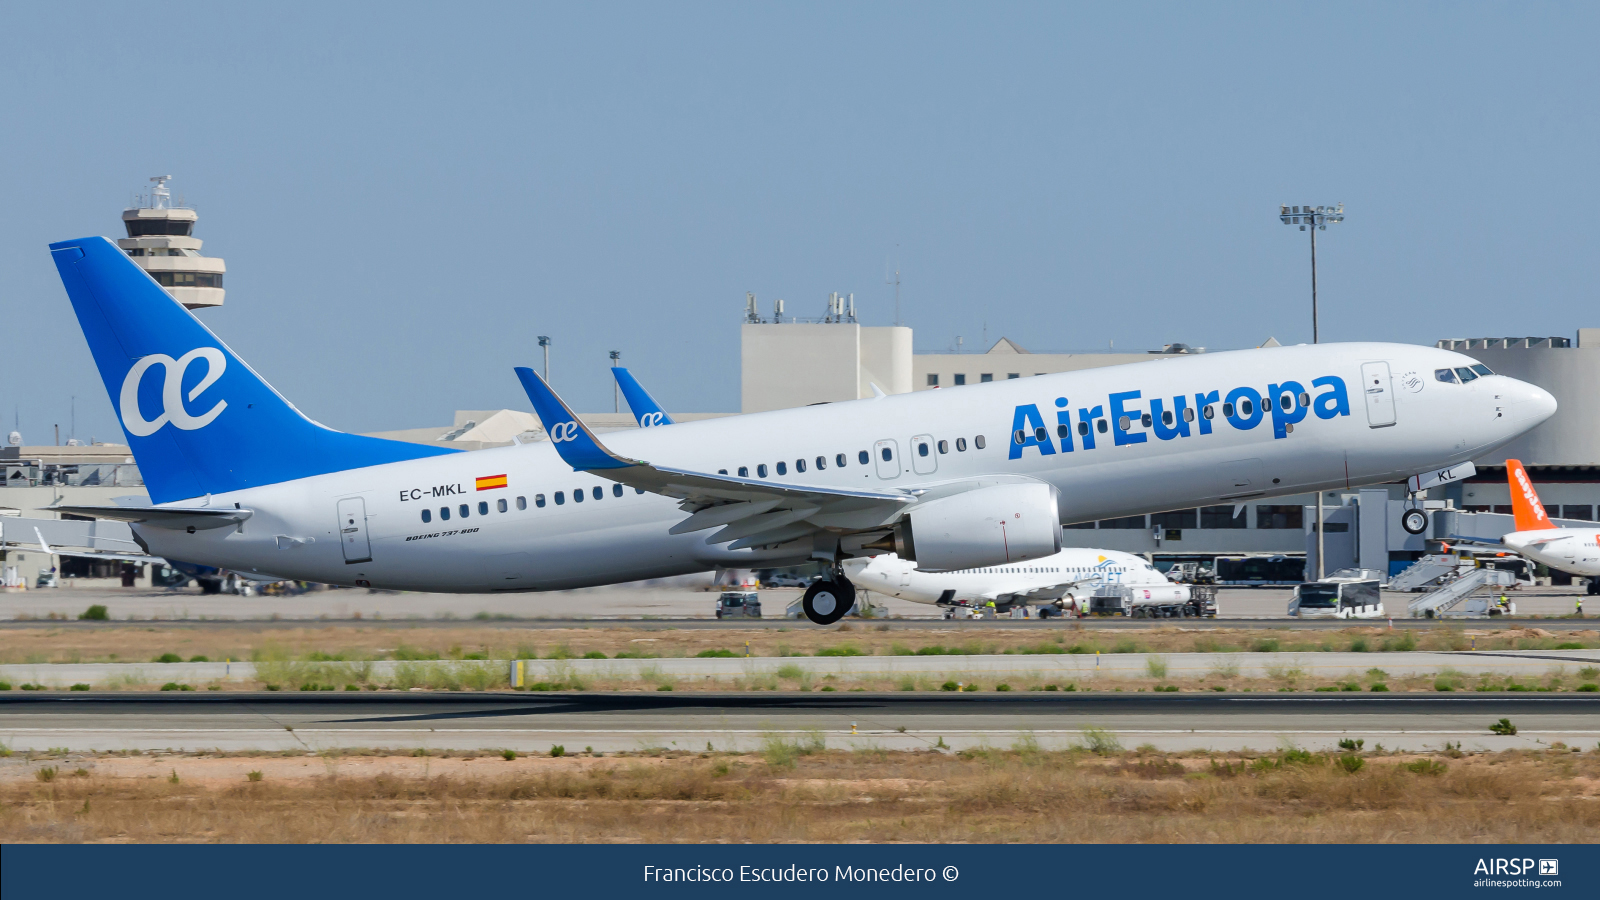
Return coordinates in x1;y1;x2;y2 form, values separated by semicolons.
1467;459;1600;593
47;236;1556;623
842;549;1184;615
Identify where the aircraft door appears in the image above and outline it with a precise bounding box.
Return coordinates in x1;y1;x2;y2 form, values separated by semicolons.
873;440;901;479
1360;361;1396;428
910;434;937;475
337;497;372;564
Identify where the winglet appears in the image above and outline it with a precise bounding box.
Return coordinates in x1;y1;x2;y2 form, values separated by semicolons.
514;367;640;471
1505;458;1554;532
611;367;675;427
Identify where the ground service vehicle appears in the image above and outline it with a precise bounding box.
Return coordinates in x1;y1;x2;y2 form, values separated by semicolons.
715;590;762;618
1288;576;1383;618
1088;583;1216;617
1214;555;1306;585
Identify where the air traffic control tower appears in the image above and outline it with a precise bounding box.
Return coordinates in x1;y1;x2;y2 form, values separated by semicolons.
117;175;225;309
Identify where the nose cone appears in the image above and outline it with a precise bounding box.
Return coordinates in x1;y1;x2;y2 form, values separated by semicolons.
1529;384;1558;424
1508;379;1558;427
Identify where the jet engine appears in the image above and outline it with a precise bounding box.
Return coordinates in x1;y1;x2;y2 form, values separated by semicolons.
877;482;1061;572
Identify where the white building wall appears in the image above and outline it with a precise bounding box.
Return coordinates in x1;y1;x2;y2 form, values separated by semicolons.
913;343;1159;391
858;326;913;398
741;323;860;413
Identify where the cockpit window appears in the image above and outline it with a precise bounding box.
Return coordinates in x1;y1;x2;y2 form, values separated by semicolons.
1435;368;1458;384
1470;364;1493;377
1454;367;1479;383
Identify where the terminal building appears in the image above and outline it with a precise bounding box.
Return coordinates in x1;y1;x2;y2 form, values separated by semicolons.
4;186;1599;587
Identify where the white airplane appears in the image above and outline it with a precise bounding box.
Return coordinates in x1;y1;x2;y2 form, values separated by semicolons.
47;235;1556;623
609;368;1181;617
1454;459;1600;593
842;549;1184;615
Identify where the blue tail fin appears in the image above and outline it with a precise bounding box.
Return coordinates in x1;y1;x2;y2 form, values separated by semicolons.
49;236;456;504
514;367;640;471
610;367;675;427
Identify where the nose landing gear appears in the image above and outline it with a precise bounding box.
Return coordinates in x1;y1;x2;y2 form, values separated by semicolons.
801;578;857;625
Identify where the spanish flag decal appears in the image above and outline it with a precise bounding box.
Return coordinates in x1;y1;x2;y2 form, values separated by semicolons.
475;474;508;491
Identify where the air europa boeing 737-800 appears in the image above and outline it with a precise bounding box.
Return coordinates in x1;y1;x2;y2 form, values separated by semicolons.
48;236;1556;623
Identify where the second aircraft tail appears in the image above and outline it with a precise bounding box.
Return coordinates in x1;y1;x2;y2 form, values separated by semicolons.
1505;458;1554;532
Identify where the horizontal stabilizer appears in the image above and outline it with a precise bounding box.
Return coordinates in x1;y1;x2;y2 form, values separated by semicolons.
52;505;252;531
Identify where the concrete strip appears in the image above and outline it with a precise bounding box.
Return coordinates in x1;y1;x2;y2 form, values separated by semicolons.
4;649;1598;686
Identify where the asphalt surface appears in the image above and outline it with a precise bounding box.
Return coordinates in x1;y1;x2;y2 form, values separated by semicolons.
4;691;1595;754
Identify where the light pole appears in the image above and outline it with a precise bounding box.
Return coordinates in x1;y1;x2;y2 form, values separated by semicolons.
537;336;550;382
1280;203;1344;579
609;350;621;413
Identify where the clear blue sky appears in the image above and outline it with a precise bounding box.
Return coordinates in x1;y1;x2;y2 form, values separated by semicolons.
3;3;1596;441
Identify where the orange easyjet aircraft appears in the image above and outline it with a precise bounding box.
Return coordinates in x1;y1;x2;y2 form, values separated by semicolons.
1487;460;1600;592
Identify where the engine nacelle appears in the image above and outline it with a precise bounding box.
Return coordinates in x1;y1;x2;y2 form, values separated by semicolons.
889;482;1061;572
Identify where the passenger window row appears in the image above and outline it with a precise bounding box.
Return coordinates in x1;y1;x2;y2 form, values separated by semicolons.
721;436;990;480
419;483;642;522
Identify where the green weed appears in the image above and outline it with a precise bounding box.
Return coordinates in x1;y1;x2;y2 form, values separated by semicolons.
1079;726;1122;755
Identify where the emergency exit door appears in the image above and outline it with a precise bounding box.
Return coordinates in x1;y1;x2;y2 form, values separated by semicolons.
873;439;901;479
1360;361;1396;428
337;497;372;564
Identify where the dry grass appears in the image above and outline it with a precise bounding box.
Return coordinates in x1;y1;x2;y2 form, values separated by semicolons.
3;746;1596;843
2;623;1594;667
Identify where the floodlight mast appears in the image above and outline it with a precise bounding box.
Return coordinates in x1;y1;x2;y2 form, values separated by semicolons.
537;336;551;382
1279;203;1345;579
609;350;621;412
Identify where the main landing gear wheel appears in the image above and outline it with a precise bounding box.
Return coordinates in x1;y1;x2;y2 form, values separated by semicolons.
802;579;855;625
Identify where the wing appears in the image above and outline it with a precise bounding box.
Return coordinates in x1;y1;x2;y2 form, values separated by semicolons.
515;366;913;548
1443;534;1505;549
51;505;252;531
986;577;1102;604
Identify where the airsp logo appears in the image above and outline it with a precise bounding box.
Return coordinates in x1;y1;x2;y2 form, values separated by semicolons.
119;348;228;437
639;412;667;428
549;421;580;443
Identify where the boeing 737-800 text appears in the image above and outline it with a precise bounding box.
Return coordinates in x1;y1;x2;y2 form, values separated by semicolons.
48;236;1556;623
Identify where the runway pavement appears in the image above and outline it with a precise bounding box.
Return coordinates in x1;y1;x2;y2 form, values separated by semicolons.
3;691;1596;754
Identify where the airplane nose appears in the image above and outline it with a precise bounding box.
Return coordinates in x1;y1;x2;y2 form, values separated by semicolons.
1516;381;1558;425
